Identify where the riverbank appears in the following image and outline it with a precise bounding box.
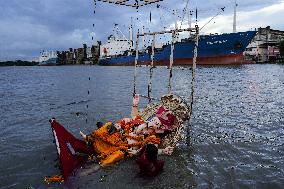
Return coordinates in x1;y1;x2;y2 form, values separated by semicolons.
1;60;284;67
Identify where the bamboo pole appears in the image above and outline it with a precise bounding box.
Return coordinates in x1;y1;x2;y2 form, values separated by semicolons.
168;31;176;94
133;30;140;95
189;25;199;120
138;28;196;37
148;34;156;103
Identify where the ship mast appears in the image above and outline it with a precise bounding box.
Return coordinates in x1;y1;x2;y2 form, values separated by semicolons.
188;10;193;37
142;26;145;49
129;17;134;47
233;0;237;33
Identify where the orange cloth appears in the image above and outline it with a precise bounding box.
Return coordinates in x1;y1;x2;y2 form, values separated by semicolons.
86;122;128;165
100;150;125;167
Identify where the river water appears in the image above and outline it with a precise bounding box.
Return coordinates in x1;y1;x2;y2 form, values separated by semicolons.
0;65;283;189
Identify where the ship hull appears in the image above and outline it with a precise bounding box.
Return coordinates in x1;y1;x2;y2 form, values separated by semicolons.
100;54;255;66
99;31;257;66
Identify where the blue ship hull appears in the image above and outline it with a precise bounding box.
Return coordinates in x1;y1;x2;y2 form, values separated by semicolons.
99;31;256;66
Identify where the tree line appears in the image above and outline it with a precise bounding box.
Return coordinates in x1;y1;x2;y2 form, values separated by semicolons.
0;60;39;66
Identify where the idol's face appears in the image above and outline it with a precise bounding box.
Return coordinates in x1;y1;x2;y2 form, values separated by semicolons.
147;116;162;130
114;123;122;130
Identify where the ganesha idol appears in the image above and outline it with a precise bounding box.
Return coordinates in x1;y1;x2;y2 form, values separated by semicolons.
47;94;190;181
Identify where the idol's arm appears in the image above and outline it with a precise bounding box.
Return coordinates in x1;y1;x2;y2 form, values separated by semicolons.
131;94;140;119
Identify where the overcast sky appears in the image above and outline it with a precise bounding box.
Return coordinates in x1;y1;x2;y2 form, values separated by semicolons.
0;0;283;61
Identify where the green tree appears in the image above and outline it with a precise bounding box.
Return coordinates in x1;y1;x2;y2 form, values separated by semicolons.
0;60;38;66
279;40;284;56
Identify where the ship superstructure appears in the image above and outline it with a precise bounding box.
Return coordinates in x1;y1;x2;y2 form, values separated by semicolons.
100;24;134;58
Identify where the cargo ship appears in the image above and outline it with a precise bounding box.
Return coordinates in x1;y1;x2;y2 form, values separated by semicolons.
99;0;257;66
99;30;257;66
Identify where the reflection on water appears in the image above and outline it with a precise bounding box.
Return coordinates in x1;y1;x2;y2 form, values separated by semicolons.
0;65;283;188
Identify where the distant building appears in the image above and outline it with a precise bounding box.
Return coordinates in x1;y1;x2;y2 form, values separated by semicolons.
66;48;75;65
90;41;101;64
245;26;284;63
56;42;100;65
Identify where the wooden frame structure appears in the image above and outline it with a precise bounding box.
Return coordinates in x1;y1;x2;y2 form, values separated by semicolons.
96;0;163;8
133;25;199;103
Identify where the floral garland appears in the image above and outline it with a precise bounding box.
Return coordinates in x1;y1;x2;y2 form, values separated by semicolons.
116;116;144;134
88;120;161;161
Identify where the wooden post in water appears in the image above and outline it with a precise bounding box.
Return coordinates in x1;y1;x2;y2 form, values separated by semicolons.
148;34;156;103
168;30;176;94
133;30;140;95
189;25;199;120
